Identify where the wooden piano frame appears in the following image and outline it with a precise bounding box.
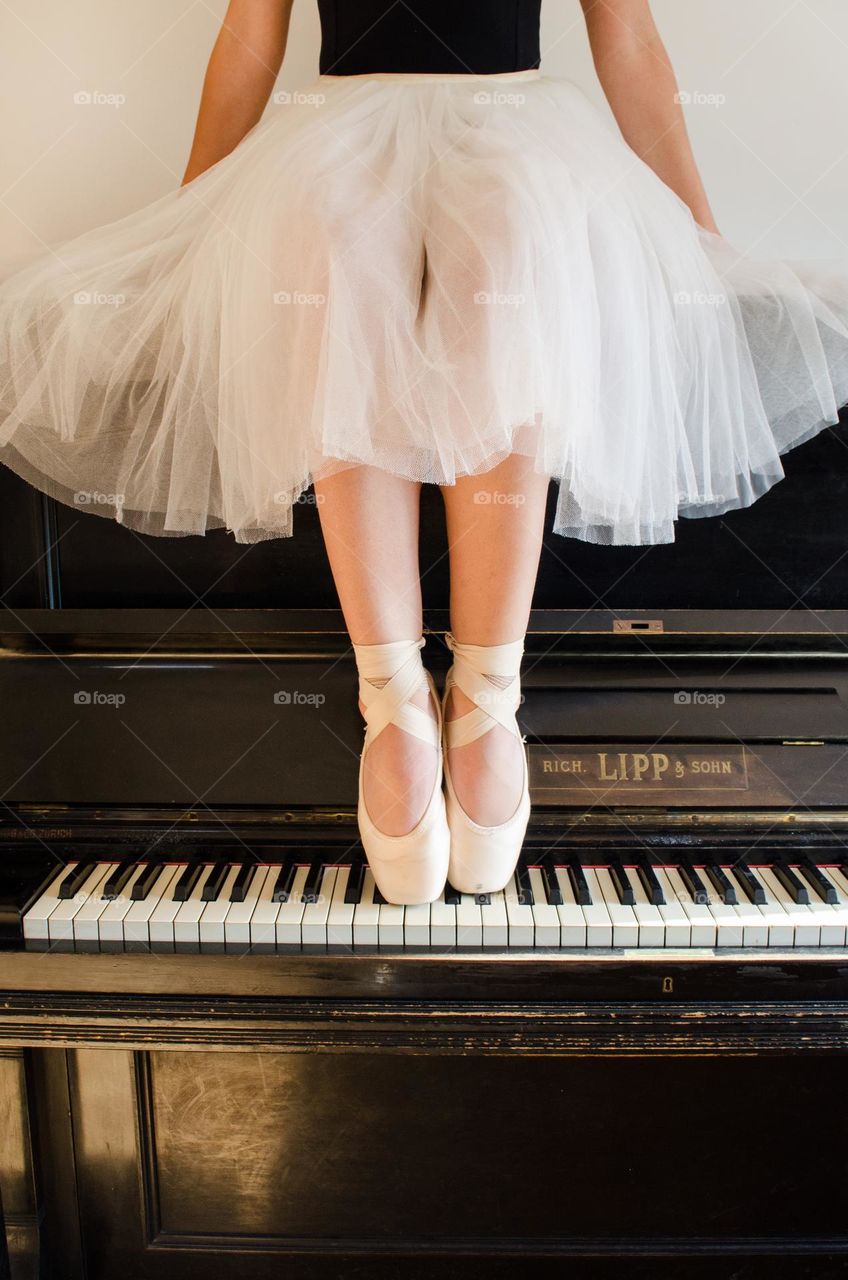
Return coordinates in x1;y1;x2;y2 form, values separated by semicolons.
2;607;848;1279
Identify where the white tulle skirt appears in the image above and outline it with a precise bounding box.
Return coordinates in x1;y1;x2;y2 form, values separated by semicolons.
2;67;848;544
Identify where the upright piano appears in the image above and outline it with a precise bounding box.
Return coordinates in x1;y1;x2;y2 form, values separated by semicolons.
2;424;848;1279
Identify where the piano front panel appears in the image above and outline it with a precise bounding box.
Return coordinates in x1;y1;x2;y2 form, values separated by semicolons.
26;1041;844;1280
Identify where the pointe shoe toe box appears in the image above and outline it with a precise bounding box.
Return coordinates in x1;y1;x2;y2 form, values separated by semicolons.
358;781;450;905
444;776;531;895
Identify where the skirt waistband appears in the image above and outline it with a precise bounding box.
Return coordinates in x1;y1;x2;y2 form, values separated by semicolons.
318;68;542;86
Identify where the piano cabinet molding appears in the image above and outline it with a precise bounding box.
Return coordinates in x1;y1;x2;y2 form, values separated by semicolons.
1;984;848;1055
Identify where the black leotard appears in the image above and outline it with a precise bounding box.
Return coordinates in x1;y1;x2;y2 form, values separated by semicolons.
317;0;543;76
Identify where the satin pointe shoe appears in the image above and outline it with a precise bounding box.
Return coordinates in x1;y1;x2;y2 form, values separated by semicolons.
441;631;531;895
352;636;450;906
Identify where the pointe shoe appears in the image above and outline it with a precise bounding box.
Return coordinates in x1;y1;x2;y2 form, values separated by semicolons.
353;636;450;906
441;631;531;895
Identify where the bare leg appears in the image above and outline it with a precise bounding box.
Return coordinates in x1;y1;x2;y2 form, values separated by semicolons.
440;453;549;825
314;464;438;836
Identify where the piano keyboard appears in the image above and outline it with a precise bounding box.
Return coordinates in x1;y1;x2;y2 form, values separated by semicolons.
20;856;848;951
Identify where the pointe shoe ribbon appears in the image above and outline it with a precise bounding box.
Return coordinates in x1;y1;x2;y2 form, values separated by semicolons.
442;631;531;895
352;636;449;906
442;633;526;749
355;637;438;751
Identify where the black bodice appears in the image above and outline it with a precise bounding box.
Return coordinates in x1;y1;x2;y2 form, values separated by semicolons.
317;0;543;76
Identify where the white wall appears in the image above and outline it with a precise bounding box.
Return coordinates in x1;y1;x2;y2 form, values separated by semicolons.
1;0;846;270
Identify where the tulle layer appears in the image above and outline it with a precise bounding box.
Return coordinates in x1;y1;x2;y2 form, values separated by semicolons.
2;69;848;544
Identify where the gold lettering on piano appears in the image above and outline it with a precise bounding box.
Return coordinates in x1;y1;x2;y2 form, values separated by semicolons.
530;744;749;802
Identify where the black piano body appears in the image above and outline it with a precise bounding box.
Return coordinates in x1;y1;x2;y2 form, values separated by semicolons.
1;606;848;1279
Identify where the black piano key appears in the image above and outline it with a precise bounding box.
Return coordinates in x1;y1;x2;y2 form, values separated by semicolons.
272;863;298;904
536;864;562;907
101;861;139;900
636;859;665;906
131;862;163;902
772;860;810;905
732;862;767;905
703;863;737;906
608;858;635;906
301;861;325;904
515;863;535;907
229;862;256;903
566;861;592;906
797;856;838;905
679;862;710;905
475;893;492;906
57;861;97;900
344;862;366;905
444;882;462;906
172;862;205;903
372;880;387;906
201;862;230;902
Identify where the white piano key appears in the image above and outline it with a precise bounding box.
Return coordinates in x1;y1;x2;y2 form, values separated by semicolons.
198;864;242;951
276;865;311;946
149;864;190;950
825;864;848;899
173;865;215;950
697;867;744;947
403;899;431;948
217;863;268;951
480;891;509;948
378;897;405;948
302;867;338;947
53;864;115;945
456;895;483;947
663;867;716;947
326;866;356;949
594;866;639;948
527;869;561;947
123;865;181;950
580;868;614;948
651;867;691;947
98;863;150;946
813;868;848;945
715;868;767;948
429;890;457;948
756;866;819;947
623;867;666;948
353;869;380;948
504;875;534;947
240;866;275;950
748;865;799;947
24;863;78;942
552;868;587;948
789;865;845;947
